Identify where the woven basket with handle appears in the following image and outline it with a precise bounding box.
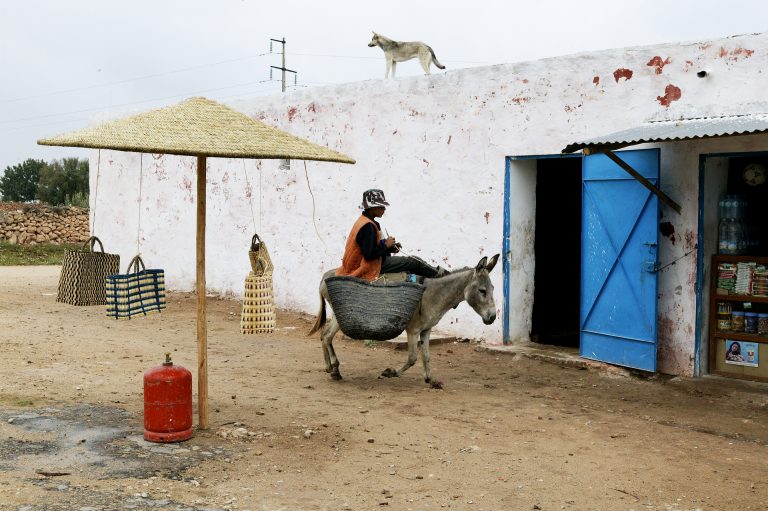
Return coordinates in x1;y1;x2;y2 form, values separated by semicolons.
105;255;166;319
248;234;273;275
57;236;120;306
324;276;425;341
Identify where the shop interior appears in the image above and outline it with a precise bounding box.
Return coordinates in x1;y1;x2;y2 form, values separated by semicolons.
702;153;768;381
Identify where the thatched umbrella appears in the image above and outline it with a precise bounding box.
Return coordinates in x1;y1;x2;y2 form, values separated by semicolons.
39;96;355;429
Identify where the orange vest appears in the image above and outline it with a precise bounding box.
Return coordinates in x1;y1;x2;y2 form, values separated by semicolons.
336;215;382;281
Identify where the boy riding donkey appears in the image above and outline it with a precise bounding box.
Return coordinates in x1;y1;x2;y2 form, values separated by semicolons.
309;188;499;384
336;189;449;281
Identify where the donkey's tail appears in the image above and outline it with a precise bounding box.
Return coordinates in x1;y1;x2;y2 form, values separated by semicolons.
429;46;446;70
308;291;327;336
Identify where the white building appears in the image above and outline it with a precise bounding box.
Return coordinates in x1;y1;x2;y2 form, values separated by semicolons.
92;31;768;380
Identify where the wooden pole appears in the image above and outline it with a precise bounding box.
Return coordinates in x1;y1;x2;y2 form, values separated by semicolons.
600;149;682;214
196;155;208;430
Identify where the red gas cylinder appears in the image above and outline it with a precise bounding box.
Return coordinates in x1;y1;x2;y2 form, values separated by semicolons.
143;353;193;442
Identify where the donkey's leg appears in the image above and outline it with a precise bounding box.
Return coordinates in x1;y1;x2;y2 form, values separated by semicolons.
321;316;342;380
419;329;433;383
381;330;419;378
320;333;332;373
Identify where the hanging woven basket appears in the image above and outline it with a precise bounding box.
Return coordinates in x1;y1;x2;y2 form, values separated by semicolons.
248;234;273;275
324;276;425;341
57;236;120;306
240;257;276;334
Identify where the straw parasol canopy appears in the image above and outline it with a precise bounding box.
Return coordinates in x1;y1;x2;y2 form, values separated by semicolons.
39;96;355;163
38;96;354;430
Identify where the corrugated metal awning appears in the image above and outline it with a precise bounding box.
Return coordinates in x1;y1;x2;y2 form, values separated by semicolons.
562;113;768;154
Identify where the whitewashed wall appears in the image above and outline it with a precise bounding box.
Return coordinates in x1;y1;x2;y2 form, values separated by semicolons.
92;32;768;373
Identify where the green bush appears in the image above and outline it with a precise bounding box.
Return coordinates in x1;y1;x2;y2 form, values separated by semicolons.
65;190;89;208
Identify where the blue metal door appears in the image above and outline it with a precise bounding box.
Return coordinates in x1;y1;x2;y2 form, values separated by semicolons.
580;149;660;371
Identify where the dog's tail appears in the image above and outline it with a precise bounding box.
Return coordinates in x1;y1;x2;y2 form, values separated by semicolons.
429;46;446;70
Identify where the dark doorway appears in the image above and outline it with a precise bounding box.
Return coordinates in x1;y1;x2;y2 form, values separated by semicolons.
531;157;582;346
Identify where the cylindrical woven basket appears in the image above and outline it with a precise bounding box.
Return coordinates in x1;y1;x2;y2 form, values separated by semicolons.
324;276;425;341
240;266;276;334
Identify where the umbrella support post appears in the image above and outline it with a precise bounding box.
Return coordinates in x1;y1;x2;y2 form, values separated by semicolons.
196;155;209;429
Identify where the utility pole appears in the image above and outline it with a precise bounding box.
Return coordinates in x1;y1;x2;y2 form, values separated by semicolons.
269;37;297;170
269;37;297;92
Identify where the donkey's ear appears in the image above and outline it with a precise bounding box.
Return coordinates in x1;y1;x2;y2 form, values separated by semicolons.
485;254;500;273
475;256;488;272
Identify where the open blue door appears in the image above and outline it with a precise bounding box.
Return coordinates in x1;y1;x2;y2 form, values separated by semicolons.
580;149;660;371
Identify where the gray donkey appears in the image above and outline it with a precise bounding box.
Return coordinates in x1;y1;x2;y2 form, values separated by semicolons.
309;255;499;384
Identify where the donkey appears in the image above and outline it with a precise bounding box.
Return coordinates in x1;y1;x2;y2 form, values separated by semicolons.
309;254;499;384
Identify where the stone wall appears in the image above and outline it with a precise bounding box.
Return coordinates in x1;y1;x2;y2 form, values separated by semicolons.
0;203;89;245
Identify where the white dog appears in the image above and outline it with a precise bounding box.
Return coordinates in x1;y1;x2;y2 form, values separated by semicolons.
368;32;446;78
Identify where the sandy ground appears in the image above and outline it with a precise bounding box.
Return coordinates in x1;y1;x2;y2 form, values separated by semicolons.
0;265;767;511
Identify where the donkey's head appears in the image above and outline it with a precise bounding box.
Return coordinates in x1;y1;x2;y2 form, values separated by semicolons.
465;254;500;325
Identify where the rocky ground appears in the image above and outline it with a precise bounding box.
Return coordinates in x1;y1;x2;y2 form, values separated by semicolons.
0;265;767;511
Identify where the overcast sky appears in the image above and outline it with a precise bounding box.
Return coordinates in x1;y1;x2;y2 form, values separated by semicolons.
1;0;767;174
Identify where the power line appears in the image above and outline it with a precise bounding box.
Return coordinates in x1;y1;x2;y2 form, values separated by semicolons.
0;79;280;133
290;52;494;65
0;53;272;105
2;50;488;107
2;79;278;126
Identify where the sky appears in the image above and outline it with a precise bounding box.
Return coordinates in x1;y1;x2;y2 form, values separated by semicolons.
1;0;767;174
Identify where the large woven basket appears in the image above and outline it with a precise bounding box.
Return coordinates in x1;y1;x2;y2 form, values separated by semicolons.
240;260;275;334
324;276;425;341
57;236;120;306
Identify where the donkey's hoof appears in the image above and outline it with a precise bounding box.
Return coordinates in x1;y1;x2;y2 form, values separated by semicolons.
381;368;398;378
330;372;343;381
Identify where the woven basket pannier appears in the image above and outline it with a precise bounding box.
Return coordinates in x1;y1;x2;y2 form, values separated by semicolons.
248;234;273;275
240;256;275;334
105;255;166;319
57;236;120;306
324;276;425;341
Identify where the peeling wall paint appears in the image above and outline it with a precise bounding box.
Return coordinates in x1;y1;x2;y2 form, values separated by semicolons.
647;56;672;74
94;32;768;372
612;68;634;82
657;84;682;107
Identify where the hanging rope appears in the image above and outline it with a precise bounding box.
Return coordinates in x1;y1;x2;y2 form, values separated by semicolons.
91;149;101;235
136;153;144;256
242;159;258;233
304;160;330;255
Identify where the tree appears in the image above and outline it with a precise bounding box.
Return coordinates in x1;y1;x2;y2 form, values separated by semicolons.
0;159;45;201
37;157;89;206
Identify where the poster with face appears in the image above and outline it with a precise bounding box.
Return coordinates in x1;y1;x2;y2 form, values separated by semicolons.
725;340;759;367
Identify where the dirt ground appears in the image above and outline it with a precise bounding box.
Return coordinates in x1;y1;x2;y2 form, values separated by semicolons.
0;266;767;511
